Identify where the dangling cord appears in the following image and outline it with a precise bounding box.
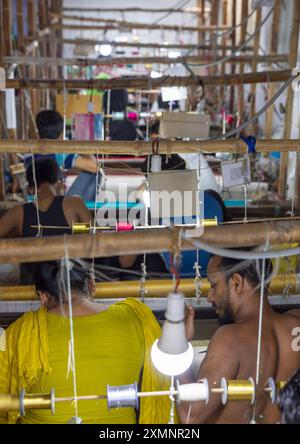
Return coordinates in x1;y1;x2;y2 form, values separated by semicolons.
251;257;266;424
139;262;147;303
64;241;80;421
194;154;202;306
168;376;176;425
91;146;101;276
243;184;248;223
30;147;42;237
194;259;202;307
62;66;68;142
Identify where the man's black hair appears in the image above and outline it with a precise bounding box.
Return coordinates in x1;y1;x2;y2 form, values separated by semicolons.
217;254;273;290
26;158;60;188
109;119;137;141
278;368;300;424
36;110;63;139
33;260;90;303
103;89;128;113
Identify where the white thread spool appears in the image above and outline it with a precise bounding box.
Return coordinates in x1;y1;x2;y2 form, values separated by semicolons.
151;155;162;172
176;380;209;405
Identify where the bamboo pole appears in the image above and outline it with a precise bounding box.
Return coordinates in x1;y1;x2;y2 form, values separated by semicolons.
16;0;25;53
229;0;236;114
278;0;300;198
50;21;229;33
5;70;293;90
264;0;282;137
0;0;5;201
27;0;38;130
1;138;300;155
0;274;298;301
61;7;205;13
2;0;12;56
26;37;253;52
3;54;288;67
238;0;248;126
0;221;299;264
250;7;262;119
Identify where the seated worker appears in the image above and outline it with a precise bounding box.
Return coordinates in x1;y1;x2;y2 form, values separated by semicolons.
0;158;91;283
178;255;300;424
0;261;170;424
23;110;101;201
278;368;300;424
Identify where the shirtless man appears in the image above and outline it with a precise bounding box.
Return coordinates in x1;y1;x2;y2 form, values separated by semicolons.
178;255;300;424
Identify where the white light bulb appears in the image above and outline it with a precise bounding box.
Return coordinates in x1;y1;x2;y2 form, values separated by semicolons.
100;44;112;57
150;70;163;79
151;340;194;376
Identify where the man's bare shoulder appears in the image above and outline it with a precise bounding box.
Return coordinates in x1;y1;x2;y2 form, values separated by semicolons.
285;309;300;320
208;324;242;350
63;195;85;205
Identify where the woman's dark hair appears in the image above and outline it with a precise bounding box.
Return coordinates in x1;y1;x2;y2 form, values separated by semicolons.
33;260;90;303
218;254;273;290
26;158;60;188
36;110;63;140
278;369;300;424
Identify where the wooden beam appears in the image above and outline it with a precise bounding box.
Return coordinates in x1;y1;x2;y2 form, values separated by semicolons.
278;0;300;198
3;54;289;67
28;37;253;51
0;138;300;155
5;70;294;90
49;22;233;32
0;221;300;264
61;7;205;14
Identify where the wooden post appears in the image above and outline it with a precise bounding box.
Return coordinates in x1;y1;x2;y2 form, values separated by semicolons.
238;0;248;127
265;0;282;137
278;0;300;198
230;0;236;114
27;0;38;130
250;8;262;119
0;0;6;200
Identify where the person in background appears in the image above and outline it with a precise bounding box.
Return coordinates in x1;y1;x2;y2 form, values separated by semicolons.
23;110;101;201
278;368;300;424
0;158;91;283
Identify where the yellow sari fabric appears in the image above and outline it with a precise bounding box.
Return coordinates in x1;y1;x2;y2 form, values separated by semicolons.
0;300;174;424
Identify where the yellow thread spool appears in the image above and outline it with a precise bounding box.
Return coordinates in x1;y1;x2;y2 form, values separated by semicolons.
221;378;255;405
20;389;55;416
72;222;91;234
0;394;20;412
201;217;218;227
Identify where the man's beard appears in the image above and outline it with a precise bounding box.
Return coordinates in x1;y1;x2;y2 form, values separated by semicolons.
212;295;234;326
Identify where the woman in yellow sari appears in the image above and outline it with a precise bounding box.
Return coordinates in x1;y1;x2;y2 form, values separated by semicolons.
0;261;170;424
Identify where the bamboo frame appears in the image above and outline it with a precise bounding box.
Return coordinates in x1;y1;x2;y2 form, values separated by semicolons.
278;0;300;198
3;54;288;67
0;138;300;155
61;7;206;13
50;21;228;33
264;0;281;137
0;221;299;264
250;7;261;118
0;274;298;301
5;70;293;90
26;37;253;52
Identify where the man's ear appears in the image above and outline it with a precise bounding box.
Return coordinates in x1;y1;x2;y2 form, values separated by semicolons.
230;273;244;294
37;290;49;307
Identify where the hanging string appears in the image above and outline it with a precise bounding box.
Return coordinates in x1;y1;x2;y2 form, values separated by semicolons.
139;262;147;303
64;242;80;421
251;257;266;424
30;147;42;237
168;376;176;424
194;153;202;305
243;184;248;223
